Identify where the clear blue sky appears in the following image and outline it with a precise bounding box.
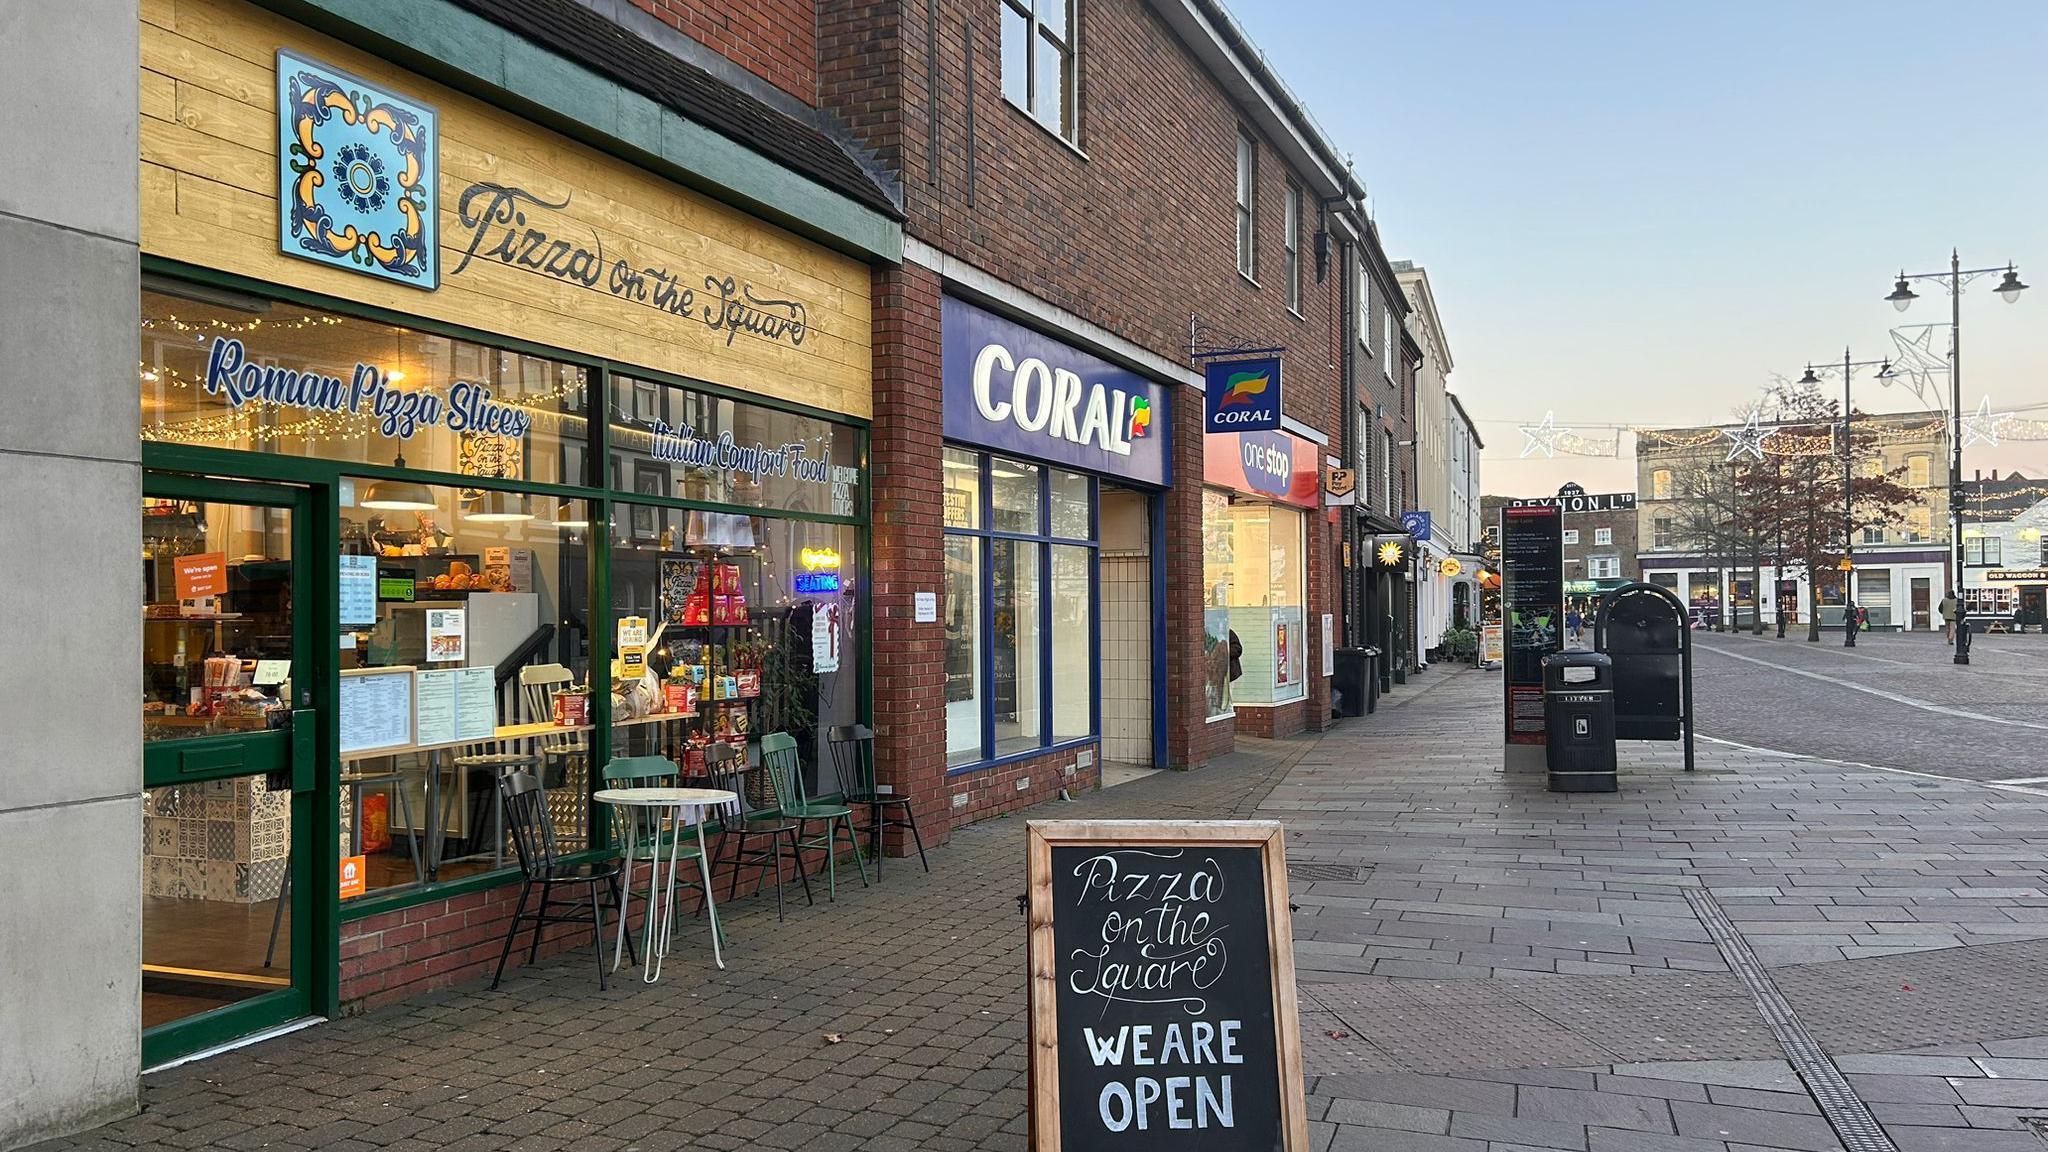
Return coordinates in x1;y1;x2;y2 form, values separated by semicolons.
1230;1;2048;497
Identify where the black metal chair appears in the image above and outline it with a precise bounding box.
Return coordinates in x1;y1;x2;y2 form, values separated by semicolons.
828;724;928;878
720;741;814;919
491;770;633;991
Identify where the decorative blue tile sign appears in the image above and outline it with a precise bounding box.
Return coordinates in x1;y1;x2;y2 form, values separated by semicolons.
277;50;438;289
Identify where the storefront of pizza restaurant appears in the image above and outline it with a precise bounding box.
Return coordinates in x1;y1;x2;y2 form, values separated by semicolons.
125;0;894;1071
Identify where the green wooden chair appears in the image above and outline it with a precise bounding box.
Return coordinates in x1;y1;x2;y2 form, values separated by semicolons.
724;740;813;920
601;755;724;951
762;732;868;900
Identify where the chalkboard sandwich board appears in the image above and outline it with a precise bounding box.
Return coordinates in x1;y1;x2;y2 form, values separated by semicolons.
1026;820;1309;1151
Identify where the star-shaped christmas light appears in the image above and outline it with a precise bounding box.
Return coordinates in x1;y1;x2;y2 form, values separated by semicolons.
1962;395;2010;448
1722;407;1776;462
1519;412;1569;459
1882;326;1952;413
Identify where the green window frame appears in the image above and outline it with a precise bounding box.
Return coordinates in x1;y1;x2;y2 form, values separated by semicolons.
140;256;872;931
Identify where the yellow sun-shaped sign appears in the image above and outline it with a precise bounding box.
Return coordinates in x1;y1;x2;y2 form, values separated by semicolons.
1377;540;1405;567
1439;558;1462;578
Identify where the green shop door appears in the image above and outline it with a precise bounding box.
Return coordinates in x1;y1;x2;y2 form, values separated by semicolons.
141;475;322;1066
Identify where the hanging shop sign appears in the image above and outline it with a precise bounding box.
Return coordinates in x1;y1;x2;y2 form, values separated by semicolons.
1439;558;1463;578
1025;820;1311;1152
941;297;1169;487
1324;467;1357;503
1399;510;1433;540
1372;535;1413;571
146;1;872;418
1204;430;1320;509
1501;505;1564;745
1202;356;1284;434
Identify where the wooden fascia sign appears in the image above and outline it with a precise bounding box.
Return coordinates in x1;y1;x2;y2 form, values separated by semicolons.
1027;820;1310;1151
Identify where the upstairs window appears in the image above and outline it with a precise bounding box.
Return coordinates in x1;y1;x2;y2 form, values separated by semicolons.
1651;469;1673;501
1562;529;1580;545
1356;261;1370;348
1002;0;1078;141
1594;527;1613;545
1906;454;1931;487
1283;182;1301;312
1235;130;1257;279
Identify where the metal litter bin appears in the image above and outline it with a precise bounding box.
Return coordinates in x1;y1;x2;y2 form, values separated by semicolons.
1541;652;1616;792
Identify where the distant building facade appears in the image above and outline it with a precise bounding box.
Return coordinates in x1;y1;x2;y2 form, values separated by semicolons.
1481;482;1638;605
1633;411;1950;630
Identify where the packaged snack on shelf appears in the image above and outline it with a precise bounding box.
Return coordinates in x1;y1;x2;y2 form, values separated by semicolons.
552;689;589;726
729;708;751;736
663;681;696;715
719;675;738;700
735;669;760;698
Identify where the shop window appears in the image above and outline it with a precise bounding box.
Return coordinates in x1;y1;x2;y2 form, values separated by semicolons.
1649;572;1679;592
1201;488;1235;720
607;504;858;801
607;376;861;518
334;479;592;900
142;289;588;485
944;536;982;766
1235;130;1258;280
1203;494;1306;707
943;451;1098;768
1284;182;1301;313
1652;469;1672;501
1001;0;1077;141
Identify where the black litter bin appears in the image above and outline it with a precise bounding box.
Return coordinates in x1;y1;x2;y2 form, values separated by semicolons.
1333;647;1371;717
1541;652;1616;792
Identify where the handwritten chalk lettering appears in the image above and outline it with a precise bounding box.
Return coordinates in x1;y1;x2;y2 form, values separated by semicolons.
448;182;809;351
1074;850;1225;906
1098;1076;1235;1132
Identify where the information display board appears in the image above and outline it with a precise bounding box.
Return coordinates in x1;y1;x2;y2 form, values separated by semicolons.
1026;821;1309;1152
1500;505;1563;744
339;666;415;755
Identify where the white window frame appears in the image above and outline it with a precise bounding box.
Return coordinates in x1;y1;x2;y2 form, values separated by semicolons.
1235;130;1257;281
1590;556;1620;579
1382;308;1396;380
1594;527;1613;546
1001;0;1079;143
1906;454;1931;488
1381;429;1394;513
1562;529;1580;545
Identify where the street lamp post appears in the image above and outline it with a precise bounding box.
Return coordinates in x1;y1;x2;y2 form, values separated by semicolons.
1886;252;2028;666
1797;349;1891;647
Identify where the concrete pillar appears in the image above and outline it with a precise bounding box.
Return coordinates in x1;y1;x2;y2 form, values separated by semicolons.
0;0;143;1145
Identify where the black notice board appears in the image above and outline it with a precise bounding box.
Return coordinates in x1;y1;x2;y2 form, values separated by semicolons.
1500;504;1563;743
1028;821;1308;1152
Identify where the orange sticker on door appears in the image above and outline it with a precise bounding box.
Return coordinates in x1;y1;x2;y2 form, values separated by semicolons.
339;855;367;899
175;551;227;599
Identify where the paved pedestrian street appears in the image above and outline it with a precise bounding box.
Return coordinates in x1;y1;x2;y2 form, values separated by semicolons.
35;667;2048;1152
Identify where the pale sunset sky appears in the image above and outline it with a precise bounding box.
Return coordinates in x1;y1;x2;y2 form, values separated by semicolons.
1229;1;2048;499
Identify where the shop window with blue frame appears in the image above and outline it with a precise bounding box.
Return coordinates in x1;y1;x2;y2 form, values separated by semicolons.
943;448;1096;769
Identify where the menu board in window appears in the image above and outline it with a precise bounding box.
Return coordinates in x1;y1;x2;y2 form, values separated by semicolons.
1025;820;1310;1152
340;666;415;755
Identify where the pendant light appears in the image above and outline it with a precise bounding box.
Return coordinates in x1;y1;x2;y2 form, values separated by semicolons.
554;499;589;530
361;453;437;511
467;489;535;522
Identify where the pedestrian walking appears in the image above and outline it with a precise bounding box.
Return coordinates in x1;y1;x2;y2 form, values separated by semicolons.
1939;593;1960;644
1565;607;1584;645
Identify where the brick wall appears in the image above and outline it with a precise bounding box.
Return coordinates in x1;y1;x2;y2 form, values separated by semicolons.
867;262;955;848
626;0;819;104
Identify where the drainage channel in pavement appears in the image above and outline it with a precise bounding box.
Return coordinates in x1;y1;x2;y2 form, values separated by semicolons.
1685;886;1899;1152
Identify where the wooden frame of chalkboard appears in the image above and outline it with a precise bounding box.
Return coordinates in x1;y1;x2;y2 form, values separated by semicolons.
1025;820;1309;1152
